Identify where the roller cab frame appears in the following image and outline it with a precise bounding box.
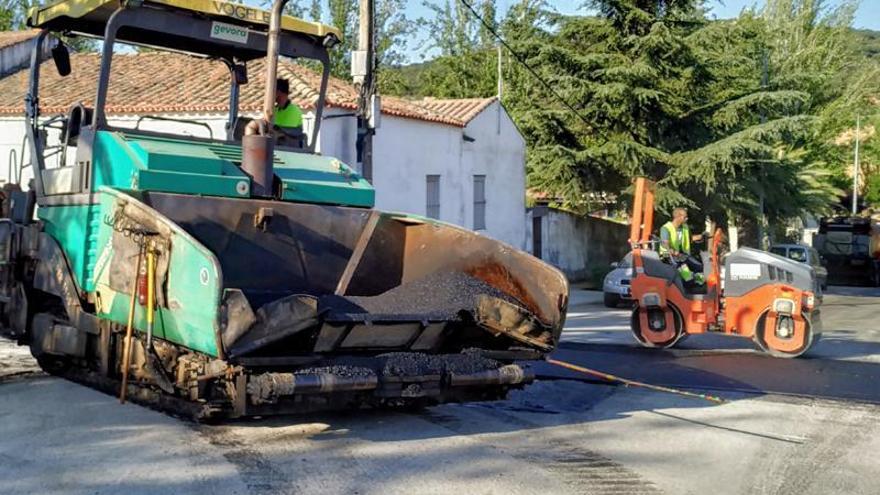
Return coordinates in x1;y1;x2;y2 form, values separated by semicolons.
628;178;820;358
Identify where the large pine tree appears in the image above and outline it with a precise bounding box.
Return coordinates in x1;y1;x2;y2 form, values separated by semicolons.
390;0;879;235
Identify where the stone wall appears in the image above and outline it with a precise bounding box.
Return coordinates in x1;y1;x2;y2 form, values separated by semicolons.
525;207;630;282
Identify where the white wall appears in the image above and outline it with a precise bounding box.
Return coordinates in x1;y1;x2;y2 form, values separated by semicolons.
0;118;29;185
316;108;356;166
525;208;630;281
0;113;233;187
0;103;529;249
370;114;463;219
0;38;50;78
801;214;820;246
367;102;527;249
110;114;230;140
461;101;526;249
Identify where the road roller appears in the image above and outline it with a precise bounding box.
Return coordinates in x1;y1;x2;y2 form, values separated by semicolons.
627;178;820;357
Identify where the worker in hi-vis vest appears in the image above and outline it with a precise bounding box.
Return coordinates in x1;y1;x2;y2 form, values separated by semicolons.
659;207;705;286
274;78;304;147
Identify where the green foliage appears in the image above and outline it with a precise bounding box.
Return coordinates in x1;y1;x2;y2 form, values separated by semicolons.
0;0;36;31
865;173;880;206
854;28;880;60
387;0;879;242
266;0;418;81
5;0;873;232
0;0;95;51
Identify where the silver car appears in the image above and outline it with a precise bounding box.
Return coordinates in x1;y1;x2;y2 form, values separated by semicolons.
603;253;633;307
769;243;828;291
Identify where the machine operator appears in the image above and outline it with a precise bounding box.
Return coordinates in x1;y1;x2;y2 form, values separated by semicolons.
659;207;705;286
274;78;304;147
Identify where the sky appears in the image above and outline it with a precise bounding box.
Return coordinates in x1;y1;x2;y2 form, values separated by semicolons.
702;0;879;28
402;1;880;62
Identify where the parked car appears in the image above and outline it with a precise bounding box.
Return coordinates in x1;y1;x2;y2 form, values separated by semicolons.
603;253;633;307
769;243;828;291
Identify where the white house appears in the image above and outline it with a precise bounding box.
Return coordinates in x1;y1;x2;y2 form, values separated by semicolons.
0;30;50;77
0;49;526;248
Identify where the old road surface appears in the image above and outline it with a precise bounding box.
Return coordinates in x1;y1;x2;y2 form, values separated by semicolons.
2;286;879;495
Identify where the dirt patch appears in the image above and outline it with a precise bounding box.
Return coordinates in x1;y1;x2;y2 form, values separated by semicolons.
0;337;40;381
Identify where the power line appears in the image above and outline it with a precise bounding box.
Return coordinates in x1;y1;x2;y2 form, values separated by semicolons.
458;0;595;130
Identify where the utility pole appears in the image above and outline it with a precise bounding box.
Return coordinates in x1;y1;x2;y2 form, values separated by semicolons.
496;44;503;100
853;114;861;216
353;0;377;183
496;44;502;134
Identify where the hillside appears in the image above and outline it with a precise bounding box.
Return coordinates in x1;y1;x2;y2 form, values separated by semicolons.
854;28;880;60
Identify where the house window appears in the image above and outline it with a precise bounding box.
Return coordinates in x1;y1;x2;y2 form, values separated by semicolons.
426;175;440;219
473;175;486;230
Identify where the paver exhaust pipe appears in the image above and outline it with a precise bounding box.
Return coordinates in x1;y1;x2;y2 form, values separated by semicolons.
241;134;274;197
241;0;290;197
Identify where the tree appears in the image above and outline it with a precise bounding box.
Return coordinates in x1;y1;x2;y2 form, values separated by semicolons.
514;1;713;213
518;0;861;234
764;0;880;212
383;1;537;97
0;0;36;31
374;0;419;88
1;0;96;51
279;0;417;82
388;0;872;234
478;0;497;48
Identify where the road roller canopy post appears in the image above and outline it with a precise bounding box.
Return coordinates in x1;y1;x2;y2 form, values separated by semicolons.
629;177;656;249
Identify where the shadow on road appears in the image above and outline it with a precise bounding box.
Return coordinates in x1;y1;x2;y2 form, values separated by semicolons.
541;342;880;405
213;356;747;444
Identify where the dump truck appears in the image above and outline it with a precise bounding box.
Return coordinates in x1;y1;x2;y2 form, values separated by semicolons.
0;0;569;419
814;216;880;286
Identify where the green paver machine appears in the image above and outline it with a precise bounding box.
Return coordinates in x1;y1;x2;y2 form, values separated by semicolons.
0;0;568;419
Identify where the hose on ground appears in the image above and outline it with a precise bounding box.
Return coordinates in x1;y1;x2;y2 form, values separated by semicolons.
546;358;726;404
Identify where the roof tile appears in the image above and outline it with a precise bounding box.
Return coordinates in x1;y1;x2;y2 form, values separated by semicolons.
0;52;486;127
418;97;497;124
0;30;39;50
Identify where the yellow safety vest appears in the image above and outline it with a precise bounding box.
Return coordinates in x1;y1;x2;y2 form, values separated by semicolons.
660;221;690;255
275;101;303;129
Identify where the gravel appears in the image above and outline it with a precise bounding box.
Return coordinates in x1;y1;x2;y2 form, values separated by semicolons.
320;271;522;321
378;350;500;377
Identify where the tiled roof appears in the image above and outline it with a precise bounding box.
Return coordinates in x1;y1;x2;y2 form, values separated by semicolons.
0;30;39;50
0;52;485;127
417;97;497;124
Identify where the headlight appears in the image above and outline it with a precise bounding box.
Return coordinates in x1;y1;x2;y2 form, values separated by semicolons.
802;294;815;310
642;293;661;307
773;298;795;315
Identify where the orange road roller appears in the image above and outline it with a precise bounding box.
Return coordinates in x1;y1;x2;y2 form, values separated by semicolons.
627;178;821;358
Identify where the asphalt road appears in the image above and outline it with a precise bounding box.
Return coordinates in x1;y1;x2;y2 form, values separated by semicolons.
540;286;880;403
1;286;879;495
562;286;880;362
